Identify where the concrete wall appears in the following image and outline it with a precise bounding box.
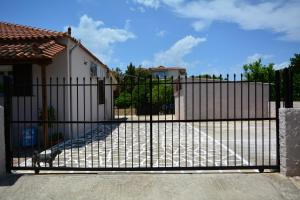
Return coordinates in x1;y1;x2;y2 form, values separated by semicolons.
280;108;300;176
175;78;270;120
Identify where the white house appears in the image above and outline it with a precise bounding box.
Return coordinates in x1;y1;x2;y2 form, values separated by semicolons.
0;22;116;146
149;66;186;78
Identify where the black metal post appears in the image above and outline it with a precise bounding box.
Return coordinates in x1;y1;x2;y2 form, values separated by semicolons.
149;76;153;168
284;68;293;108
275;70;281;170
3;76;12;174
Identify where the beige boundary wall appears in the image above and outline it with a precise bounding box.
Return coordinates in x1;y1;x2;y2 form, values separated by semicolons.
175;78;270;120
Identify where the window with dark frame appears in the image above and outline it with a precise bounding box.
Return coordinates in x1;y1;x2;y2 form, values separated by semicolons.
13;64;33;96
98;80;105;104
0;66;13;94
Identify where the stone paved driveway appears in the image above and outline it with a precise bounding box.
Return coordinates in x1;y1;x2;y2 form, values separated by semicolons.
17;120;277;169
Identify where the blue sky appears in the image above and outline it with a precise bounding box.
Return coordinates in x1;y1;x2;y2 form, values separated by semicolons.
0;0;299;75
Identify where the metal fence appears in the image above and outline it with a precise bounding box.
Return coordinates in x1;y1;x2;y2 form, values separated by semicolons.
3;69;294;173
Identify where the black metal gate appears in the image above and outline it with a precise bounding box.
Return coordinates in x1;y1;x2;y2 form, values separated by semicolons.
3;69;293;173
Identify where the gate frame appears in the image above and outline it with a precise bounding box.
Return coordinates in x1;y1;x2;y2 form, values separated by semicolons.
4;70;294;173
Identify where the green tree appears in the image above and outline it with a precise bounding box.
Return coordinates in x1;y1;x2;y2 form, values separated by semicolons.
289;54;300;73
113;64;175;112
150;79;174;114
114;63;151;108
125;62;136;77
242;59;276;100
289;54;300;100
152;82;173;105
132;83;150;106
135;66;151;78
123;63;137;93
111;67;124;96
243;59;275;82
115;91;132;108
111;67;123;83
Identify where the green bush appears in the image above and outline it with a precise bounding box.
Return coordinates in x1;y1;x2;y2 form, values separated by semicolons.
151;81;173;105
115;91;132;108
132;83;150;107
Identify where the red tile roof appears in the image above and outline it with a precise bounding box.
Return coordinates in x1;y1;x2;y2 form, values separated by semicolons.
0;22;67;62
0;40;65;60
0;22;66;41
0;21;108;69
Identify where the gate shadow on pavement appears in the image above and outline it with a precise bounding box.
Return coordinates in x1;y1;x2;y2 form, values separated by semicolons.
52;119;125;151
0;174;22;186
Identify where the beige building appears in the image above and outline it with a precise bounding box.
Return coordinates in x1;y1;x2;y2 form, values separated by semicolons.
174;77;270;120
149;66;186;78
0;22;115;145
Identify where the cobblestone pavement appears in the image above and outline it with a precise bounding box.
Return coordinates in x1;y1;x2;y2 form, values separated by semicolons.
16;121;277;169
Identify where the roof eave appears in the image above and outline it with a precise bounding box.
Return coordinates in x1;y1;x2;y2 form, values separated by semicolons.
0;57;52;65
66;36;109;70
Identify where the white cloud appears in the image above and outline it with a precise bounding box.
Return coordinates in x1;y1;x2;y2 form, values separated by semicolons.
132;0;183;9
77;0;95;3
129;6;146;12
134;0;300;41
245;54;290;70
138;6;146;12
156;30;166;37
192;20;211;32
144;35;206;67
132;0;161;9
69;15;135;64
274;61;290;70
246;53;274;63
129;7;136;11
124;19;132;30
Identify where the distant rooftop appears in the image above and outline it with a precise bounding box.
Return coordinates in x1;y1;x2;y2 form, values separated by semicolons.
148;66;186;72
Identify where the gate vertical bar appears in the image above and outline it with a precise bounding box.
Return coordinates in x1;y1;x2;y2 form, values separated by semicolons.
275;70;281;169
149;76;153;168
284;68;293;108
4;76;12;173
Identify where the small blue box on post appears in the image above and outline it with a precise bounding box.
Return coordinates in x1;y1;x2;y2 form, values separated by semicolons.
22;127;37;147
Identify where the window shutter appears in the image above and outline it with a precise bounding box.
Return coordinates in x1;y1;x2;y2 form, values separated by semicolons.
13;64;32;96
98;80;105;104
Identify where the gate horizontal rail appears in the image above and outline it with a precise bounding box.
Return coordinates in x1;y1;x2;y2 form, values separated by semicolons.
11;117;276;124
11;165;279;172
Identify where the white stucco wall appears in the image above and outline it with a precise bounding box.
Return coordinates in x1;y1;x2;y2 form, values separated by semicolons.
67;39;113;139
8;47;70;147
175;78;270;120
152;69;182;78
